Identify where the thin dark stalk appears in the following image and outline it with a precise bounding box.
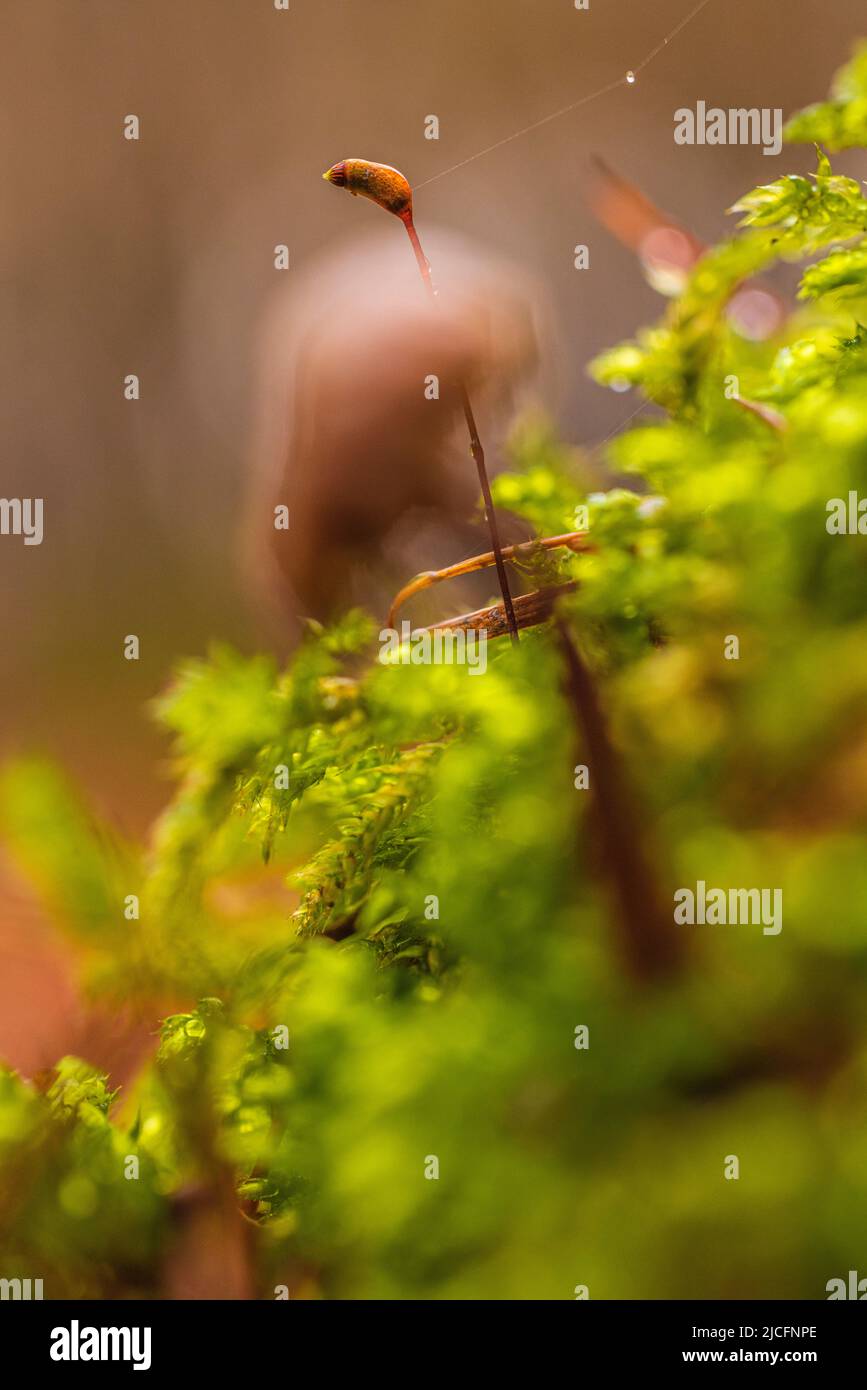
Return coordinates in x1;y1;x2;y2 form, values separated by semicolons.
402;213;520;644
555;615;682;980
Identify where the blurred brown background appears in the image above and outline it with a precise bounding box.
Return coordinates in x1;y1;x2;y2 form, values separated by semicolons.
1;0;865;1071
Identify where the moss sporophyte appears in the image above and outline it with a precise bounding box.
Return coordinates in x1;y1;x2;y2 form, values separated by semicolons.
323;158;520;643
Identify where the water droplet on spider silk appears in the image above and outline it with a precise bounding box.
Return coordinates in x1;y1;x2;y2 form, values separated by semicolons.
626;71;636;85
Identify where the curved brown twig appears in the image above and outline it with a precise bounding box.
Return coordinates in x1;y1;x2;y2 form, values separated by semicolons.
414;583;579;640
387;531;592;630
731;395;787;433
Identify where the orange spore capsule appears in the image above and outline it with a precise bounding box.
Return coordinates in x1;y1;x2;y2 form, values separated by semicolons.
323;159;413;219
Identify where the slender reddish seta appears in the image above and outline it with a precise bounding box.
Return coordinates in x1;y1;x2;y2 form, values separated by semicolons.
323;158;520;643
